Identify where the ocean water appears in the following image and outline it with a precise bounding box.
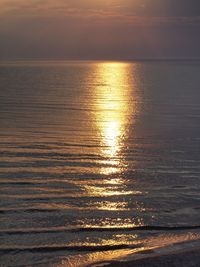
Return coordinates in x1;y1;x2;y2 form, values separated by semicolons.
0;60;200;266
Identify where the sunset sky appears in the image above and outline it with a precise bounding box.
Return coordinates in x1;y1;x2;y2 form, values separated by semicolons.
0;0;200;60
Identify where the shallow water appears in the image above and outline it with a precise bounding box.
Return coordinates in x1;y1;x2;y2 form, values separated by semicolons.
0;60;200;266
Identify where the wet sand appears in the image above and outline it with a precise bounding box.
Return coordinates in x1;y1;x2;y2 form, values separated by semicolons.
99;247;200;267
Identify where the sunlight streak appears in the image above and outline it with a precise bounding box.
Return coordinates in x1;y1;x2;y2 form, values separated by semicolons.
92;62;137;174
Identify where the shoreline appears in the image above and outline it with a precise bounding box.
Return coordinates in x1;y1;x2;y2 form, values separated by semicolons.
103;247;200;267
87;240;200;267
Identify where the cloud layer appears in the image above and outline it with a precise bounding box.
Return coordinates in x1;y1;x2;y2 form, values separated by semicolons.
0;0;200;59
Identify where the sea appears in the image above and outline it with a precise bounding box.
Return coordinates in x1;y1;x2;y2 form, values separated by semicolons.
0;60;200;267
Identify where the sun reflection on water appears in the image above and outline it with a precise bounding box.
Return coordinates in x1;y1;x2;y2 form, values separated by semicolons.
79;62;142;210
92;62;138;175
73;62;145;244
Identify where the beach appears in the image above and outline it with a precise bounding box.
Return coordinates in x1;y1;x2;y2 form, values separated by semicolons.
100;248;200;267
88;240;200;267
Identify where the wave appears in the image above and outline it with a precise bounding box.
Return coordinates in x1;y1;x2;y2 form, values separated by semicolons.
97;244;200;267
1;225;200;236
0;244;140;253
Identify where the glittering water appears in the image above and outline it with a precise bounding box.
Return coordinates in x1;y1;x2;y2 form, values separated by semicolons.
1;61;200;266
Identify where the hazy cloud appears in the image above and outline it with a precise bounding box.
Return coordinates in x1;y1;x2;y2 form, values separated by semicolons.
0;0;200;60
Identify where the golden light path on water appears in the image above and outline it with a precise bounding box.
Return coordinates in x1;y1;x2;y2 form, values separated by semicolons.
81;62;143;215
93;62;137;175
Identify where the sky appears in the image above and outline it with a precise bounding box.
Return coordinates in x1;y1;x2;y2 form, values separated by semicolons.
0;0;200;60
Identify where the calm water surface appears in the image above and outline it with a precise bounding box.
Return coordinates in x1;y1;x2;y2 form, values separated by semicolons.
0;61;200;266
